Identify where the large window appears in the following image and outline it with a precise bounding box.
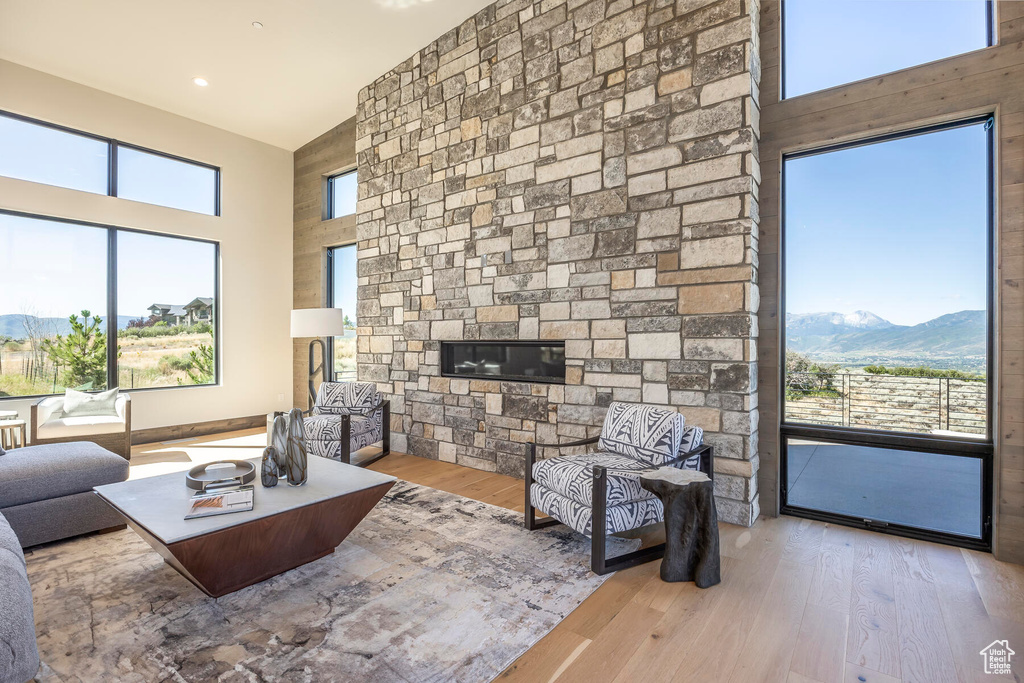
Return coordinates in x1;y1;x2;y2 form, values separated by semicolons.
782;119;992;548
0;111;219;215
117;232;217;389
116;146;217;215
326;245;357;381
0;214;108;395
0;211;219;398
0;115;108;195
783;0;991;99
327;170;357;219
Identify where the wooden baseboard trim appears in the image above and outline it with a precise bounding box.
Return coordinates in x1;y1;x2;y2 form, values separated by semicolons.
133;414;266;445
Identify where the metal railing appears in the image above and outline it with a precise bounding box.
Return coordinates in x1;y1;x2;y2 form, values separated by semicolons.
785;372;987;435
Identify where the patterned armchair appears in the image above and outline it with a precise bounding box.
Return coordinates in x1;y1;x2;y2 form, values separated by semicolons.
525;401;713;575
299;382;390;467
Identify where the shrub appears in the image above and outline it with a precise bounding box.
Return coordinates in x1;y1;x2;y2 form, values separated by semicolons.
119;322;213;339
785;351;842;399
157;354;194;374
177;344;214;385
863;365;982;380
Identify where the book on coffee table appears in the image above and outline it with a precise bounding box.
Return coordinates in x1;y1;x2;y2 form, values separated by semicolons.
185;485;254;520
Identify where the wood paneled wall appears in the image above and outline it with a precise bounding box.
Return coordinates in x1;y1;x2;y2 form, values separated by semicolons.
292;117;358;408
757;1;1024;562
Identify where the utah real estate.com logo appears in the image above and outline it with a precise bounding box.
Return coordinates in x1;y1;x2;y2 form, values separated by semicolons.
980;640;1014;675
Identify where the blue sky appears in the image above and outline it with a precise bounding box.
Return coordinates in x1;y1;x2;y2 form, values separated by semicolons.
0;213;215;320
331;243;358;327
784;0;989;98
785;123;989;326
784;0;991;328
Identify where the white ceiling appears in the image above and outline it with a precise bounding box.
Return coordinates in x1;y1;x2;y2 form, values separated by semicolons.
0;0;494;150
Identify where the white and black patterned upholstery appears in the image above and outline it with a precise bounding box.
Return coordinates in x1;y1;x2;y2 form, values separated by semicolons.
304;413;380;442
303;381;384;461
314;381;378;416
529;407;706;541
598;402;685;467
679;426;704;469
530;483;664;536
532;452;657;507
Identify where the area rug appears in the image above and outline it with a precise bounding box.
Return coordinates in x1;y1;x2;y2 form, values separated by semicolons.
26;480;637;682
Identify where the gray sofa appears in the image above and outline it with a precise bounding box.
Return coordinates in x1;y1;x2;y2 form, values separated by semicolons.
0;441;129;548
0;512;39;683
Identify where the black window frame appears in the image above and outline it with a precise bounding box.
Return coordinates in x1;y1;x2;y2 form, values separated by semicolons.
780;0;996;101
0;110;221;216
326;169;357;220
778;115;996;551
0;208;221;399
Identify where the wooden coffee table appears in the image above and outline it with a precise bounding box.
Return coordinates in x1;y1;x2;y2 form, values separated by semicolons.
94;456;396;597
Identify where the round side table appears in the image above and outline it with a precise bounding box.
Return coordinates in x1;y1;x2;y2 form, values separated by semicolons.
640;467;721;588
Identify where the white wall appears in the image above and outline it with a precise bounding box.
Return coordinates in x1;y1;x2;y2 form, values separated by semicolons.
0;60;294;430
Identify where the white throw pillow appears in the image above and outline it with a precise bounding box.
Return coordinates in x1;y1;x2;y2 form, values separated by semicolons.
63;388;120;418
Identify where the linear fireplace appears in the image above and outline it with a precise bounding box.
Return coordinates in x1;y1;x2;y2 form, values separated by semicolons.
440;341;565;384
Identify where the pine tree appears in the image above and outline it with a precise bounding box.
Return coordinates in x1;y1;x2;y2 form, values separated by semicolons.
185;344;215;384
41;311;108;389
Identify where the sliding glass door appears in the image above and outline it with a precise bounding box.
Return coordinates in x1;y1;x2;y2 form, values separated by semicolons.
781;118;993;548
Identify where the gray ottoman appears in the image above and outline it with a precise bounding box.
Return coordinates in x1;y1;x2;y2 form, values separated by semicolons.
0;512;39;683
0;442;129;548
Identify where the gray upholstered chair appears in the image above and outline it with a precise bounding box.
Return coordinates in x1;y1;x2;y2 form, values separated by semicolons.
525;401;713;575
301;381;390;467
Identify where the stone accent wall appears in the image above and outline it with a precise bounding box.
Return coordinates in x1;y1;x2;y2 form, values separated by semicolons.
355;0;761;525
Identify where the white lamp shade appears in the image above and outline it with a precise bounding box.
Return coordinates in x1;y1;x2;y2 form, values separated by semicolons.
291;308;346;338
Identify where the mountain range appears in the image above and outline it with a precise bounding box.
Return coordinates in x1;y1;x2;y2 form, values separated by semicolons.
0;314;139;338
786;309;986;371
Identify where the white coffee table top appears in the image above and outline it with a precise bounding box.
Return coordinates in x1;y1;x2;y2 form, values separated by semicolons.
95;456;396;544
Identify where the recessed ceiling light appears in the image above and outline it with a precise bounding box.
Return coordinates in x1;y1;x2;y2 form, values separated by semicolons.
252;21;264;28
192;77;209;87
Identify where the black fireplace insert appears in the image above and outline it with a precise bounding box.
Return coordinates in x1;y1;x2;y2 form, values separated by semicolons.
440;341;565;384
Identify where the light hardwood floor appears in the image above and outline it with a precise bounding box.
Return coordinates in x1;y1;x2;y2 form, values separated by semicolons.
132;431;1024;683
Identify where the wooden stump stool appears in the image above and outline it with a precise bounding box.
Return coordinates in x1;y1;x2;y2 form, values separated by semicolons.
640;468;721;588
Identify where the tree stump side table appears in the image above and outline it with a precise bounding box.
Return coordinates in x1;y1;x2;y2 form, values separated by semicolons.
640;468;721;588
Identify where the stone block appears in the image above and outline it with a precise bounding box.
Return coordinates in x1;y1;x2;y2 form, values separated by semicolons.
678;282;745;314
571;300;612;319
684;338;744;361
503;395;549;421
638;207;681;239
593;319;626;338
628;332;681;359
594;339;627;358
548;233;595;263
593;6;646;48
478;305;520;322
540;320;590;339
679;235;745;269
431;319;465;340
627;146;683;175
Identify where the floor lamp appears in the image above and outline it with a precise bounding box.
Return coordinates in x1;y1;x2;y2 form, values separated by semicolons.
291;308;347;409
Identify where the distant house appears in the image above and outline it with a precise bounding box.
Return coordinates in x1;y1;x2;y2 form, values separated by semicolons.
147;303;188;325
147;298;213;326
184;297;214;325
